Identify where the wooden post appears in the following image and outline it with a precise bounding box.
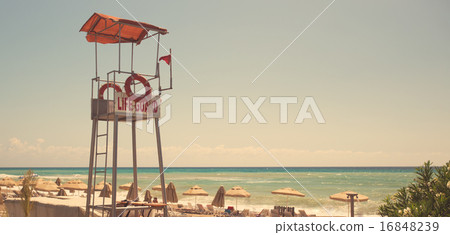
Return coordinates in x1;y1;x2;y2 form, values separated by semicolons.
111;115;119;217
131;121;138;200
155;118;168;217
86;119;97;216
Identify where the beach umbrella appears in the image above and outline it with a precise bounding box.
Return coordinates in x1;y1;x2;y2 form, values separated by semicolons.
126;182;139;201
166;182;178;203
271;187;305;207
225;186;251;210
59;180;88;191
183;185;208;205
211;186;225;208
119;182;141;191
99;184;112;198
35;180;59;192
144;190;152;202
57;188;67;196
27;178;43;187
151;184;168;191
329;191;369;217
95;181;111;191
0;177;17;188
55;178;61;186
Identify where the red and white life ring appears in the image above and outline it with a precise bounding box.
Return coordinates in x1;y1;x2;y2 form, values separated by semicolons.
98;83;122;99
124;74;152;102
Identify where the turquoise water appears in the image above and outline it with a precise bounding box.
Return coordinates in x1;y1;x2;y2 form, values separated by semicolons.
0;167;416;216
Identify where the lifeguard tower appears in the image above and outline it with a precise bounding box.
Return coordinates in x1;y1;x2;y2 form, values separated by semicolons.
79;13;172;217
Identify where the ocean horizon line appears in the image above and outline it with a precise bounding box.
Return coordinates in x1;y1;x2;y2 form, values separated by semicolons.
0;166;418;169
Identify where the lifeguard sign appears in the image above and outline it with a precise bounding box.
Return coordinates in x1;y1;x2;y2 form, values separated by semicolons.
114;92;160;118
80;13;172;217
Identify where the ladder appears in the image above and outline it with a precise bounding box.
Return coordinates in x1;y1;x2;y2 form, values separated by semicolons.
90;117;109;217
86;78;112;217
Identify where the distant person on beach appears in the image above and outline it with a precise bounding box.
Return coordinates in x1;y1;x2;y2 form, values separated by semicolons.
152;197;158;203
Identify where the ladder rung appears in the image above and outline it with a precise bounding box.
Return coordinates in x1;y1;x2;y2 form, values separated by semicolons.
95;170;106;174
97;134;108;137
97;152;107;155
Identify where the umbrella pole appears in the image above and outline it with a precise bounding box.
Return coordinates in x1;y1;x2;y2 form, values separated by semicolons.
286;195;288;208
235;198;237;211
350;196;355;217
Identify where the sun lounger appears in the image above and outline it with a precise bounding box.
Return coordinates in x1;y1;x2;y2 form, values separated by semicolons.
257;209;269;217
284;211;293;217
241;209;250;217
197;204;207;213
187;203;194;210
12;190;21;197
298;209;316;217
270;209;280;217
206;205;215;214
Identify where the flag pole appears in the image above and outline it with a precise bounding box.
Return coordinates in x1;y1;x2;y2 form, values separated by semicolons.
169;49;172;90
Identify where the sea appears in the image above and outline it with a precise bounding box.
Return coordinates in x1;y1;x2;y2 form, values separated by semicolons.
0;167;416;216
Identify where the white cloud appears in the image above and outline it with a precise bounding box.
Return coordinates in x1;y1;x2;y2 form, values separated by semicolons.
0;137;447;167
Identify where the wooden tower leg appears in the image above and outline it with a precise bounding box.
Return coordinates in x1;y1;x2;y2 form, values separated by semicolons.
155;118;168;217
86;119;97;217
111;115;119;217
131;121;138;201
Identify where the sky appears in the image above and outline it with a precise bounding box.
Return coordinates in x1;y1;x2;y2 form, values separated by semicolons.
0;0;449;167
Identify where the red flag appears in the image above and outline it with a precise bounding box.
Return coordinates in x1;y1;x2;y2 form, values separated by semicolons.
159;54;171;65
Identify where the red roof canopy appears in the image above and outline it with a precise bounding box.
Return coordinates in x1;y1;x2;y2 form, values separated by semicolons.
80;13;168;45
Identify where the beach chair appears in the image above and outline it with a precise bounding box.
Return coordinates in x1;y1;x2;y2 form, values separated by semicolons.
270;209;280;217
298;209;316;217
257;209;269;217
187;203;194;210
283;211;293;217
167;204;178;216
206;205;215;215
197;204;207;214
285;207;295;217
241;209;250;217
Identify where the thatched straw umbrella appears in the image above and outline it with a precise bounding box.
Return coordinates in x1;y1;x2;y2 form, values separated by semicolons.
166;182;178;203
35;180;59;192
329;191;369;217
271;187;305;207
57;188;67;196
225;186;251;210
151;184;168;191
99;183;112;198
212;186;225;208
183;185;208;205
60;180;88;195
95;181;111;191
28;178;43;187
55;178;61;186
119;182;141;191
0;177;17;188
144;190;152;202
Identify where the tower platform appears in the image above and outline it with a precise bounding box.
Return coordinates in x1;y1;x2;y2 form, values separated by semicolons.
91;99;160;122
